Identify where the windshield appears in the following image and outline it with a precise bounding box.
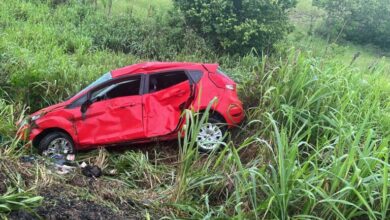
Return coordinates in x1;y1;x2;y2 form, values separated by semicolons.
71;72;112;99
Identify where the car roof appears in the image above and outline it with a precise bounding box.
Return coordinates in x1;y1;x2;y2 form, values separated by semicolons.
111;62;217;78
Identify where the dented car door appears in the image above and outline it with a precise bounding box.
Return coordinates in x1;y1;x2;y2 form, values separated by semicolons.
143;71;193;137
75;75;144;146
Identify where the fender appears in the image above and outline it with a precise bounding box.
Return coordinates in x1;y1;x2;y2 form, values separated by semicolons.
32;116;77;143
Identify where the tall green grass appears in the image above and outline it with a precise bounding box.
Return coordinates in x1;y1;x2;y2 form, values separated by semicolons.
0;0;389;219
168;50;390;219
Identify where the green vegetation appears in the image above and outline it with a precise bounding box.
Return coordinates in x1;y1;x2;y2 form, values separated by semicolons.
0;0;389;219
0;188;43;218
314;0;390;49
174;0;297;55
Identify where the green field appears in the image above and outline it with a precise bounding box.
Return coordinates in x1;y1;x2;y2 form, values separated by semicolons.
0;0;389;219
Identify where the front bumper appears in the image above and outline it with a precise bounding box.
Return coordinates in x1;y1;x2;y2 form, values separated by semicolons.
16;119;40;143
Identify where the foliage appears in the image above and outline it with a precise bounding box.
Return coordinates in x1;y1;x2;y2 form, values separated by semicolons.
173;0;297;55
0;0;211;112
86;12;212;60
313;0;390;48
171;50;390;219
112;151;170;188
0;188;43;217
0;0;389;219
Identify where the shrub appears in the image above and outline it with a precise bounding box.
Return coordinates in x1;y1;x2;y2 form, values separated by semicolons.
173;0;297;55
314;0;390;48
85;11;212;60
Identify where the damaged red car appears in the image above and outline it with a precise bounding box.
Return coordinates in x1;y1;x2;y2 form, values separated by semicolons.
18;62;244;157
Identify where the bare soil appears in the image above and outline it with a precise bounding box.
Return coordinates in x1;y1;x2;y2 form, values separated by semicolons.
0;172;7;195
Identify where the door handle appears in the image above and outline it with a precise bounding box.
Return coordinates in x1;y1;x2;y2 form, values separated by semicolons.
123;102;137;107
112;102;138;109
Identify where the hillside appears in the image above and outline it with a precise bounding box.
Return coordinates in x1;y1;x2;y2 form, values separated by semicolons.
0;0;389;219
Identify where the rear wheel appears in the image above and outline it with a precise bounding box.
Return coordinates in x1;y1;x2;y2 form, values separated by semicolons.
38;132;75;158
196;116;227;153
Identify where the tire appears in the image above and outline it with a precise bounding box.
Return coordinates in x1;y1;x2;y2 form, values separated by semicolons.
38;132;75;158
196;115;227;153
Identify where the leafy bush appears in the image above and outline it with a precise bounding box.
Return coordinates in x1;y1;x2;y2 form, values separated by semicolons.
0;188;42;217
86;12;212;60
173;0;297;55
314;0;390;48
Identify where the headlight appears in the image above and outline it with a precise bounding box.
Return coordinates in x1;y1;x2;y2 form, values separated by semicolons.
31;114;42;121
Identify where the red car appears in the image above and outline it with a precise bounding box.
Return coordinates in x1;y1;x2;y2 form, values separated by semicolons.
18;62;244;157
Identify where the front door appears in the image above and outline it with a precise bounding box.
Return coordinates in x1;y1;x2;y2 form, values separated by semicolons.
143;71;193;137
75;75;144;146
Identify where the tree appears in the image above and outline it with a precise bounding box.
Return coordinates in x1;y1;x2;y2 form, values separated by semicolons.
314;0;390;49
173;0;297;55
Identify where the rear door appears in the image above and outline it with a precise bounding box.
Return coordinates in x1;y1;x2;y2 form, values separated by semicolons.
75;75;145;146
143;71;193;137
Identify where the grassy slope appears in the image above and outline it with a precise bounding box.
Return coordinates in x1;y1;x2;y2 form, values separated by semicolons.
1;0;389;219
288;0;390;71
112;0;172;16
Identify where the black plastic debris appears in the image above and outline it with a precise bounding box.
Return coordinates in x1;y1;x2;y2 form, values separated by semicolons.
81;165;102;178
51;154;66;165
20;155;38;163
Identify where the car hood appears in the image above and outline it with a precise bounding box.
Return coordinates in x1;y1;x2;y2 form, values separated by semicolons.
31;102;67;117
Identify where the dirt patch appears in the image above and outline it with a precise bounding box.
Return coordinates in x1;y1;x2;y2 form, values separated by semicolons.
0;172;7;194
37;199;131;220
33;184;143;220
8;200;137;220
8;210;37;220
8;180;145;220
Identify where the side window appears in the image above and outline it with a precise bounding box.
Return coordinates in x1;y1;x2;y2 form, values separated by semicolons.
67;94;88;108
149;71;188;93
91;76;141;101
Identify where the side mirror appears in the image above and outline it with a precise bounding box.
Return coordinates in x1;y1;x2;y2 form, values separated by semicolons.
81;100;92;114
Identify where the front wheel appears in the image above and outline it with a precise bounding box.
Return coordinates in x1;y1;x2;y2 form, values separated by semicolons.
196;116;227;153
38;132;75;159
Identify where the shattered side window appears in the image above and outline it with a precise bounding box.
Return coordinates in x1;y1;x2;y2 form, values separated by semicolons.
72;72;113;99
68;94;88;108
149;71;188;93
91;76;141;101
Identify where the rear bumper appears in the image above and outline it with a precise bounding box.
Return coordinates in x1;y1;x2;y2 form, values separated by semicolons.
215;93;245;127
226;102;245;125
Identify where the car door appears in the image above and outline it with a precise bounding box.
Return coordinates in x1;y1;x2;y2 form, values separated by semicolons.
143;70;193;138
75;75;145;146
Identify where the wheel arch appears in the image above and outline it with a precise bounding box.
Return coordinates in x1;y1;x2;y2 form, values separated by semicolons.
32;127;74;148
198;108;226;123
